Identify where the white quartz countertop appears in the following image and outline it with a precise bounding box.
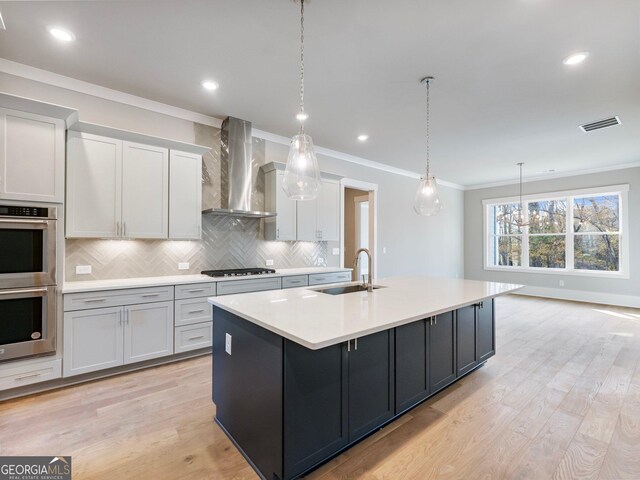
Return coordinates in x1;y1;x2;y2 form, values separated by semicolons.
62;267;351;294
208;276;523;350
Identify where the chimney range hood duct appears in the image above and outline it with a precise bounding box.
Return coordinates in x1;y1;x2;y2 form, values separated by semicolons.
202;116;276;218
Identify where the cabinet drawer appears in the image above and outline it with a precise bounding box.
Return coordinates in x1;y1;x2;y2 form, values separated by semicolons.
216;277;282;296
64;285;174;311
308;272;352;286
175;298;213;326
175;282;216;300
0;358;62;391
282;275;309;289
175;323;213;353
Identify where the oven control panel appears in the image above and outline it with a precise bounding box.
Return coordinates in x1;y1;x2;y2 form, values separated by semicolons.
0;205;50;217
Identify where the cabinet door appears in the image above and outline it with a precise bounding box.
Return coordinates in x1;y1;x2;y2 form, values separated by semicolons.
284;340;348;479
429;311;456;393
296;197;317;241
317;179;340;241
123;301;174;364
63;307;124;377
122;141;169;239
169;150;202;239
348;330;395;442
456;305;478;376
478;299;495;362
66;131;122;238
265;170;297;241
395;320;428;414
0;109;64;203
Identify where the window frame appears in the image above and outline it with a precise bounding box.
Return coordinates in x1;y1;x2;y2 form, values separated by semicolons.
483;184;629;278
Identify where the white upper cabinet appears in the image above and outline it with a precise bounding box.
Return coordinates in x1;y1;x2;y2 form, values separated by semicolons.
265;169;297;241
317;179;340;241
0;108;65;203
169;150;202;240
66;127;205;240
66;131;122;238
121;141;169;239
296;178;340;242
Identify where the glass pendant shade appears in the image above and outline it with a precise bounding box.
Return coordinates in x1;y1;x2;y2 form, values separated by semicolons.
413;175;441;216
283;133;321;200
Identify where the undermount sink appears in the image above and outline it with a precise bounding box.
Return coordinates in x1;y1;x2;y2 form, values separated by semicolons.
317;285;385;295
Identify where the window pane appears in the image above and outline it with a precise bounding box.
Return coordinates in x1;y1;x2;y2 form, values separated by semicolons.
528;200;566;234
573;195;619;233
491;236;522;266
529;235;566;268
490;204;522;235
575;234;619;271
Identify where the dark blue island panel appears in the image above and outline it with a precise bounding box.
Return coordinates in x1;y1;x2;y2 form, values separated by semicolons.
212;299;495;480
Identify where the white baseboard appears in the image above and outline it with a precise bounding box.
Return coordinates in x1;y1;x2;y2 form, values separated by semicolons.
513;285;640;308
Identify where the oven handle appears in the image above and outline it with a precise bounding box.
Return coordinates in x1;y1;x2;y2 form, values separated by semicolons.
0;288;48;296
0;219;50;225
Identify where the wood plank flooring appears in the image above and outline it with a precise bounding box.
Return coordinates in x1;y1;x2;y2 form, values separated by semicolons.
1;294;640;479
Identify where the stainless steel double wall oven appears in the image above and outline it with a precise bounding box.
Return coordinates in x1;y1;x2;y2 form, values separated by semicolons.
0;204;58;361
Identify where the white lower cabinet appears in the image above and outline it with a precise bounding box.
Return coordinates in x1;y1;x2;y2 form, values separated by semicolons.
63;302;174;377
124;302;174;364
175;322;213;353
0;358;62;391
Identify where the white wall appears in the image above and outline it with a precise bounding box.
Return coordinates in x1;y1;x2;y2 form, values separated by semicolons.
464;167;640;306
266;142;465;279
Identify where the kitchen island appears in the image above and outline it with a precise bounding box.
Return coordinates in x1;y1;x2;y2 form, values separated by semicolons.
208;276;522;480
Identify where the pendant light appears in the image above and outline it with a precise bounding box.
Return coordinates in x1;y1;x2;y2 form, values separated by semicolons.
513;162;530;228
413;76;442;216
283;0;321;201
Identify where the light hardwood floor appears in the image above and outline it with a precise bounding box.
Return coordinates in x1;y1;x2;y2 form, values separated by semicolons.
1;295;639;479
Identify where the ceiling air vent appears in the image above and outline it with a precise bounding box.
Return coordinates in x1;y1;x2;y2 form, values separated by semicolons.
579;116;621;133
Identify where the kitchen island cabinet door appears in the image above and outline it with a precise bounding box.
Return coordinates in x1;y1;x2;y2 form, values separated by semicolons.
348;330;395;442
478;299;495;362
456;305;479;376
395;319;429;414
123;301;173;364
429;311;456;393
283;340;348;479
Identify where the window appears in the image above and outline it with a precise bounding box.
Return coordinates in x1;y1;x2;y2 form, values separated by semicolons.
484;185;628;277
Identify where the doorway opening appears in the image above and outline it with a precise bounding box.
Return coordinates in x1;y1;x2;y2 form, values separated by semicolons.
341;179;378;281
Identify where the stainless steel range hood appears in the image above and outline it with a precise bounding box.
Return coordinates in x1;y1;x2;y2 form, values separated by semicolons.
202;116;277;218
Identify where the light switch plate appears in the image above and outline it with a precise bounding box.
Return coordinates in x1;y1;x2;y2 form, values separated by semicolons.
332;248;340;255
225;333;232;355
75;265;92;275
265;259;274;266
178;262;190;270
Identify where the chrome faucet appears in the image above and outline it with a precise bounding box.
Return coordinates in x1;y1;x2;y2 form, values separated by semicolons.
354;248;373;292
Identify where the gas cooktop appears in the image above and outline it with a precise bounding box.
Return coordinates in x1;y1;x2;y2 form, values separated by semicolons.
201;268;277;278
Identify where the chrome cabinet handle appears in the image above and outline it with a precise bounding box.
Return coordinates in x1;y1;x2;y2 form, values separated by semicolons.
141;293;160;298
188;289;205;293
84;298;106;303
355;338;358;350
15;373;42;381
116;221;120;236
276;228;280;239
347;339;351;352
188;309;206;314
188;335;205;341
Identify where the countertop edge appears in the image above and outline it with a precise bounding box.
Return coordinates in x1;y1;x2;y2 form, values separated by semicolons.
208;285;524;350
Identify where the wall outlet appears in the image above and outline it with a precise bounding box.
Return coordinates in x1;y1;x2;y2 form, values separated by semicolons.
178;262;190;270
75;265;92;275
265;259;274;266
318;257;325;265
559;280;565;287
225;333;232;355
332;248;340;255
383;247;387;254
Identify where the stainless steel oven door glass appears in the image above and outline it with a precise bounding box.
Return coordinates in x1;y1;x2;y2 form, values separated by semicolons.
0;286;56;362
0;206;57;289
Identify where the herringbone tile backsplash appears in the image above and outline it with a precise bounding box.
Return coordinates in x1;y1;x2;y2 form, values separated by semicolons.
65;123;329;282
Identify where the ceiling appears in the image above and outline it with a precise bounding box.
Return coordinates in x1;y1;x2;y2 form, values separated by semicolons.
1;0;638;186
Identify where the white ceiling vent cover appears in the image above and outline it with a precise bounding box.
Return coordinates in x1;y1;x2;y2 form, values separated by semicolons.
579;116;621;133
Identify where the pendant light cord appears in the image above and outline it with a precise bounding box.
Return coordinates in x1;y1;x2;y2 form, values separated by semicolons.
425;78;431;178
299;0;305;133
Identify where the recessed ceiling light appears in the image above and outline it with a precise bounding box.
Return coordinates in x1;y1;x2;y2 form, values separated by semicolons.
563;52;589;65
47;26;75;42
201;80;219;91
357;134;369;141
